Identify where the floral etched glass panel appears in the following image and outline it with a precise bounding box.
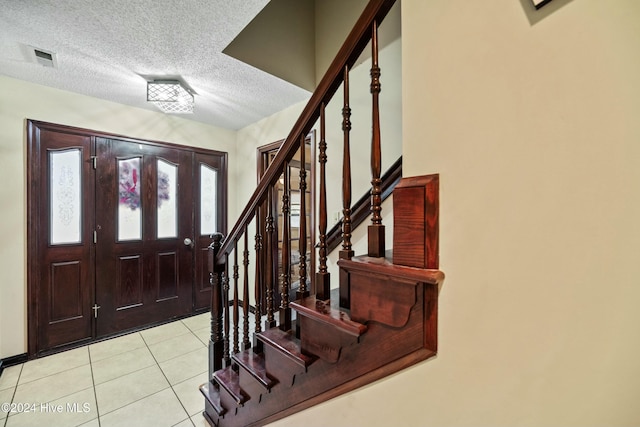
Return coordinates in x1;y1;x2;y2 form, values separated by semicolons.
50;149;82;245
118;157;142;241
157;159;177;239
200;164;217;236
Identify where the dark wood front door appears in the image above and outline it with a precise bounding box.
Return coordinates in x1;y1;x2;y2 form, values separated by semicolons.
28;121;227;356
94;138;194;336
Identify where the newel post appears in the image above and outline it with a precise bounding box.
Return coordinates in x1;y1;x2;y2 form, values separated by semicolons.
208;232;225;378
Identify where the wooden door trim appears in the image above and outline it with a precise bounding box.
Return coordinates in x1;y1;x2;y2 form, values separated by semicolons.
257;132;316;294
26;119;228;358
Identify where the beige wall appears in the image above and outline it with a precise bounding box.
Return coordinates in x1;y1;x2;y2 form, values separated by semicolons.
0;75;238;359
270;0;640;426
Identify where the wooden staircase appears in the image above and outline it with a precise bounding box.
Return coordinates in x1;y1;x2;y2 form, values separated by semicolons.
201;256;443;427
199;0;444;425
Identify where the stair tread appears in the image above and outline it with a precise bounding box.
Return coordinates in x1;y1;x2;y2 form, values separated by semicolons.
257;328;315;368
214;366;248;405
199;382;226;416
232;350;277;390
291;296;367;337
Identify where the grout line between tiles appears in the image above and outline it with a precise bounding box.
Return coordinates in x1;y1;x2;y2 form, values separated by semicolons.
2;364;22;427
142;328;192;422
87;342;102;427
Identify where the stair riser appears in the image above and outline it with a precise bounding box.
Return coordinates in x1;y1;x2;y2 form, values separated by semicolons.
298;316;359;363
203;400;221;426
238;374;267;404
218;387;241;416
262;346;305;387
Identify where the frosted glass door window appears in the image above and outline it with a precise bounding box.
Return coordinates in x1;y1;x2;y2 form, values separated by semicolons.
50;149;82;245
118;158;142;241
157;159;178;238
200;164;217;235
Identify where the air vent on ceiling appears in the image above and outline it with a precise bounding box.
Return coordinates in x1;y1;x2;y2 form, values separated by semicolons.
32;47;57;68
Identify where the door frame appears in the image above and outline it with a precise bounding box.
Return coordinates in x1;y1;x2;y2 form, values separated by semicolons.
27;120;228;357
257;132;316;298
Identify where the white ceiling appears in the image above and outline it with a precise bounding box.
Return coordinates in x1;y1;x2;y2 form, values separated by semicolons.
0;0;311;130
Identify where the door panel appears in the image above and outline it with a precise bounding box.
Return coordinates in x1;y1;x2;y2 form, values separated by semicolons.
95;138;194;336
34;129;94;352
194;152;227;310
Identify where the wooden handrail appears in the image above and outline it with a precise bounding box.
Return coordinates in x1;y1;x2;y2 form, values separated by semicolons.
217;0;398;262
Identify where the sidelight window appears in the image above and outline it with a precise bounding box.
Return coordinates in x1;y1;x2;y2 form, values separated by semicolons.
49;148;82;245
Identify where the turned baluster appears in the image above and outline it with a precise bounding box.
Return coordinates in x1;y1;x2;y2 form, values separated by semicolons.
232;240;239;354
369;22;385;257
208;233;224;376
340;66;355;307
279;161;292;331
297;135;309;299
242;225;251;351
253;207;263;346
265;188;276;329
222;253;231;367
316;103;330;300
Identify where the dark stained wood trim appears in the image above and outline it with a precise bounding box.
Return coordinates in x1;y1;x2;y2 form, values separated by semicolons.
0;353;28;376
257;140;283;181
257;134;316;295
218;0;397;261
326;155;402;253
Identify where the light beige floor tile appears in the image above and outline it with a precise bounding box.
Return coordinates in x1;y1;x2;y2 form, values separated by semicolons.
193;327;211;347
181;313;210;333
91;346;156;385
140;322;191;345
191;414;210;427
89;332;146;363
172;418;195;427
77;418;100;427
0;364;22;391
172;372;209;416
5;387;96;427
99;388;188;427
19;347;89;384
95;365;169;415
13;364;93;405
148;333;205;363
159;348;208;385
1;387;15;421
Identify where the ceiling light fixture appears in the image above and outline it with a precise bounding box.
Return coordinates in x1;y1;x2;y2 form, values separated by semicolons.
147;80;194;114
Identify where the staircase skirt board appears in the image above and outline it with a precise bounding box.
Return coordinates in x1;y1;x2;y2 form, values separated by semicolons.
252;348;436;427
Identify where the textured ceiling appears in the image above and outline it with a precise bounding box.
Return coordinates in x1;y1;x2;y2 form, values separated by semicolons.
0;0;311;130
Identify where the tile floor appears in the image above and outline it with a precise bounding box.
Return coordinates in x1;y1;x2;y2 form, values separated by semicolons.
0;313;217;427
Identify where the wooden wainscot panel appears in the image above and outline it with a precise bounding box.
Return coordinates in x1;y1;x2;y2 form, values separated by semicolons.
393;174;439;269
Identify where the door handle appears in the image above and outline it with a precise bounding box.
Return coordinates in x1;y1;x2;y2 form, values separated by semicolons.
184;238;194;248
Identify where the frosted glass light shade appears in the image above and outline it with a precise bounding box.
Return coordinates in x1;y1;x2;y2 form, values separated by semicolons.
147;80;194;114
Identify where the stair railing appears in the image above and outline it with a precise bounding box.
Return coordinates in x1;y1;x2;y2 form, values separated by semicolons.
208;0;397;376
